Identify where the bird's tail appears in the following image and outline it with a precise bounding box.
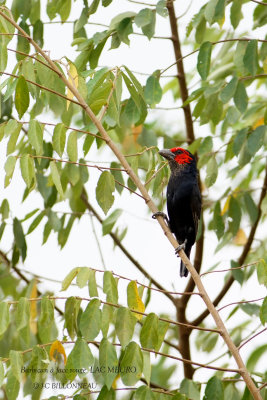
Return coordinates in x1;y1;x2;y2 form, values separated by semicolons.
180;246;191;278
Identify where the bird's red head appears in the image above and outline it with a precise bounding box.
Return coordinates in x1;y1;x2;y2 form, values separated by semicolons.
170;147;193;165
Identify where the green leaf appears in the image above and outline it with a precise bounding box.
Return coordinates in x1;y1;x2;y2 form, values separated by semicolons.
99;338;118;389
233;128;248;155
15;297;30;330
110;12;136;29
117;17;133;45
20;154;35;190
213;201;224;239
76;267;90;288
6;119;22;155
53;123;67;157
103;271;118;303
5;371;20;400
10;350;23;382
234;81;248;113
15;75;29;118
50;161;64;198
61;267;80;291
247;125;266;155
141;10;156;40
243;40;258;76
144;74;162;106
67;131;78;162
4;156;16;187
0;199;9;220
234;41;248;75
29;0;41;24
88;269;98;297
197;41;212;80
135;8;153;27
16;21;30;60
243;193;258;224
120;342;143;386
27;211;45;234
219;77;238;104
0;302;10;335
80;299;102;340
230;0;243;29
28;346;48;382
156;0;168;17
38;297;54;328
228;197;241;236
115;307;136;348
59;0;71;21
102;209;122;235
257;259;267;287
140;313;158;350
0;361;4;387
204;376;223;400
65;338;94;381
135;386;156;400
198;136;213;155
205;156;218;187
260;297;267;324
155;319;169;351
89;0;100;15
64;296;80;340
247;343;267;371
13;217;27;261
96;171;115;215
28;120;43;156
180;378;200;400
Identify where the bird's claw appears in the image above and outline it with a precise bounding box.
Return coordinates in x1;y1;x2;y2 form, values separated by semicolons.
175;240;187;256
152;212;168;223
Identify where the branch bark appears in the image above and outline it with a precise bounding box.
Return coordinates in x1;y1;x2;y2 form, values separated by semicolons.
166;0;204;379
0;8;262;399
192;160;267;326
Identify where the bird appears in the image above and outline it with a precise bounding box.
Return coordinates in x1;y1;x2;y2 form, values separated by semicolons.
153;147;201;277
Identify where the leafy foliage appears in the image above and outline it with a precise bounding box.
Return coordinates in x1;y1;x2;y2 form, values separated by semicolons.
0;0;266;399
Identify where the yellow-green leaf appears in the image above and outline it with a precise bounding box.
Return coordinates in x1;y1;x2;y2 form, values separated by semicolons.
96;171;115;214
28;120;43;156
127;281;145;320
50;161;64;199
15;75;30;118
67;131;78;162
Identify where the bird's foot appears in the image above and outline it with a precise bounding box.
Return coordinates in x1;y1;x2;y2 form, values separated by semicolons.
175;239;187;257
152;212;169;225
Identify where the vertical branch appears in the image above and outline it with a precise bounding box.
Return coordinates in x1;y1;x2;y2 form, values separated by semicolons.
166;0;195;144
192;161;267;326
166;0;204;379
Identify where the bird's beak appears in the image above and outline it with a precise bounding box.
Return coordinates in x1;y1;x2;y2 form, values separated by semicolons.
159;149;175;161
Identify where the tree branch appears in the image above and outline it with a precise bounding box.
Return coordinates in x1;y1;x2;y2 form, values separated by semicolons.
166;0;203;379
0;9;261;398
192;160;267;326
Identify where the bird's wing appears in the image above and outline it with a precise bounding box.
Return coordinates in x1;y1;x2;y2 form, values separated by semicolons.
190;183;201;234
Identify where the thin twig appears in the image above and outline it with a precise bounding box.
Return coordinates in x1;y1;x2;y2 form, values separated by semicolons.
200;261;259;277
238;328;267;350
1;336;240;373
218;297;265;312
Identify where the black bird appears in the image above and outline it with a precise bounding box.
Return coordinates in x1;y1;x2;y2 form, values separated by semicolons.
153;147;201;277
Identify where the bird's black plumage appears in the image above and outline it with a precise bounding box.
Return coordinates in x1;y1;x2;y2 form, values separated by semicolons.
159;147;201;277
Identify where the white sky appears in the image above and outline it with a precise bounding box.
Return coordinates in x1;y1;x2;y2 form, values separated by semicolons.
0;0;266;397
